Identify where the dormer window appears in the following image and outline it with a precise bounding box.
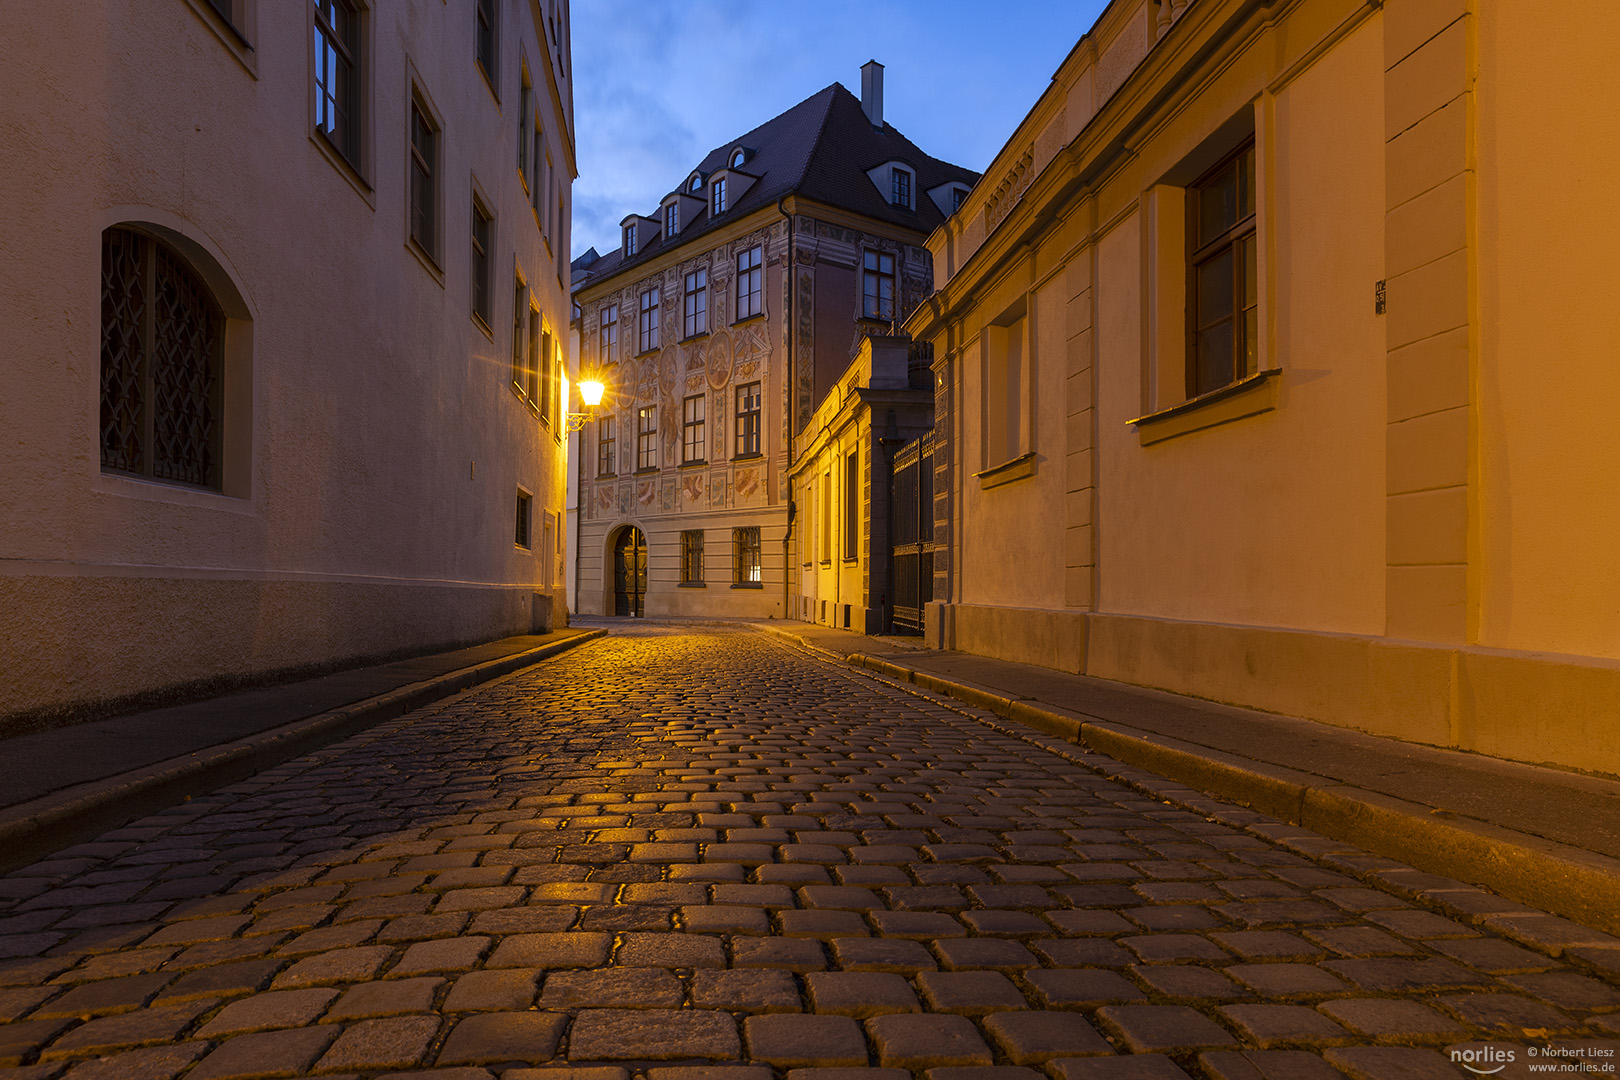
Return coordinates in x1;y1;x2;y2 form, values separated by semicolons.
729;148;747;168
712;177;727;215
664;203;678;238
892;167;912;209
952;187;967;212
689;174;703;193
624;222;637;256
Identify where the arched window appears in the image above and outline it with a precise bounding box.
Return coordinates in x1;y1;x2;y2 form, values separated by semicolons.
729;148;746;169
100;227;225;490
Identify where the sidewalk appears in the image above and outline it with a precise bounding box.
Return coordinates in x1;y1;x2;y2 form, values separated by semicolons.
760;620;1620;938
0;626;603;872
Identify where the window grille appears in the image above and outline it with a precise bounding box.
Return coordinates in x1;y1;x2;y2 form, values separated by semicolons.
733;526;762;584
100;228;223;490
681;530;704;584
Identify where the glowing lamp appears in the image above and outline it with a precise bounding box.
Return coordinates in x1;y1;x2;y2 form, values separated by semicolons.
577;379;605;409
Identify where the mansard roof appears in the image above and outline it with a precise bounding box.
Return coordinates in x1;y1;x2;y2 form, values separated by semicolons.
575;81;978;290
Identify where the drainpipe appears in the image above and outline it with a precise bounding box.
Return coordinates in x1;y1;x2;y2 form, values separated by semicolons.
777;196;795;620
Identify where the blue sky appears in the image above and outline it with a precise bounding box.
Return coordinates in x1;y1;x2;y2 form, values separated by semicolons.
569;0;1110;261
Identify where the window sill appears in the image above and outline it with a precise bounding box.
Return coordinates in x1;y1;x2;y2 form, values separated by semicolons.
596;472;617;480
679;332;710;344
731;582;764;590
634;467;659;476
975;452;1037;490
406;237;444;286
677;582;706;589
679;460;707;469
1130;368;1281;446
635;348;661;359
310;132;375;209
182;0;258;77
472;312;494;340
732;451;763;461
731;313;766;327
477;62;500;107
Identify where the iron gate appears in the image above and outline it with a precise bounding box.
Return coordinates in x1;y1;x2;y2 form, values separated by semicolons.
890;431;935;632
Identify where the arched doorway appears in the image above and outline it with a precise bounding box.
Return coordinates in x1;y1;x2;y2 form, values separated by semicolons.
612;526;647;616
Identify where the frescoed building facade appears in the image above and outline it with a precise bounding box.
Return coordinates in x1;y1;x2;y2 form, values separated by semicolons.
571;65;974;620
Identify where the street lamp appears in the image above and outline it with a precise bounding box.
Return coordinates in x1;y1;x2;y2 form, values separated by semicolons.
565;374;606;432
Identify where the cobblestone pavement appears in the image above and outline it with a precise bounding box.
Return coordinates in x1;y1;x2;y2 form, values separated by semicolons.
4;626;1620;1080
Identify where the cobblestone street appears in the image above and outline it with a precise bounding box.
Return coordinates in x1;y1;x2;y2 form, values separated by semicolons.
3;626;1618;1080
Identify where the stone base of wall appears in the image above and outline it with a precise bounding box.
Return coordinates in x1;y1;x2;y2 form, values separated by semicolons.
931;603;1620;776
0;574;552;738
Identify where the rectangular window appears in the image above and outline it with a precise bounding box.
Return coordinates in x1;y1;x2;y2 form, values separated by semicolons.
475;0;496;85
597;416;616;476
537;322;552;424
664;203;678;238
637;404;657;470
526;308;541;404
681;530;704;585
892;167;912;208
713;178;727;214
313;0;360;166
986;314;1026;465
733;526;762;585
638;287;660;352
862;250;895;321
542;513;555;586
683;268;707;338
735;381;761;456
736;245;762;320
599;304;618;363
518;79;531;182
1189;142;1258;397
409;101;437;261
844;450;859;560
515;490;532;548
471;198;491;327
511;277;527;392
533;126;546;223
682;394;706;464
624;222;637;256
820;471;832;565
952;187;967;212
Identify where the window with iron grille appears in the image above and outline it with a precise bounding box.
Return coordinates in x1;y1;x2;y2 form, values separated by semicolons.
313;0;360;166
733;526;762;585
892;167;912;208
735;381;761;456
712;178;727;214
597;415;616;476
471;198;492;327
515;490;531;548
736;245;762;320
664;203;678;238
683;269;707;338
475;0;496;86
1188;142;1258;397
511;277;527;393
862;250;895;320
409;101;437;261
680;530;704;585
638;287;660;352
599;304;618;363
682;394;705;464
99;227;224;491
637;405;657;470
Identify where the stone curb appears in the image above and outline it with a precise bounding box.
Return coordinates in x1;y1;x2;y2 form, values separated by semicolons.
0;628;606;874
843;650;1620;938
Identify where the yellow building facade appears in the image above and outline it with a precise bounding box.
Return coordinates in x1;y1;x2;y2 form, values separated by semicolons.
909;0;1620;774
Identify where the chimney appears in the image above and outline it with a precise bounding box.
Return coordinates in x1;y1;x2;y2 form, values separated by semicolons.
861;60;884;128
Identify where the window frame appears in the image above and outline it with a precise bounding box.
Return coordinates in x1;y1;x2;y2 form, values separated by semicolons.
636;404;658;471
1186;140;1259;399
474;0;498;96
511;274;529;400
682;394;706;465
891;166;913;209
312;0;363;172
732;526;763;587
861;250;895;321
470;194;492;330
599;303;618;363
407;95;439;266
680;529;705;586
515;489;532;549
712;177;727;215
596;415;617;477
843;450;860;561
517;70;531;187
735;245;762;321
735;381;761;457
624;222;637;256
664;202;678;238
682;268;708;338
638;286;660;353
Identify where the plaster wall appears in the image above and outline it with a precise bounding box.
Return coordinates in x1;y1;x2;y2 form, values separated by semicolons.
1473;0;1620;660
0;1;574;728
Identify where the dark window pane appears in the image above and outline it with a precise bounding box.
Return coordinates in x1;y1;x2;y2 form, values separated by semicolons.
1199;160;1239;247
1196;249;1234;331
